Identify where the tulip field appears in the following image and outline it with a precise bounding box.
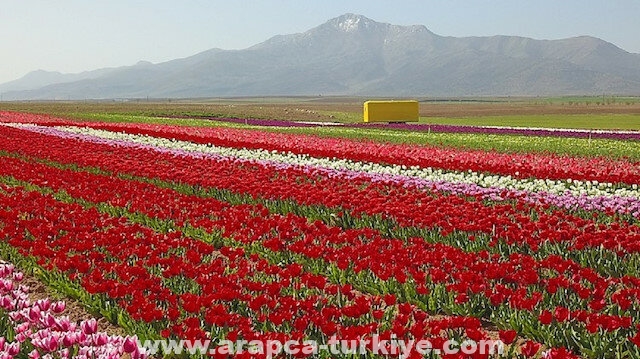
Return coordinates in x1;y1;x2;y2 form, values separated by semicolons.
1;109;640;358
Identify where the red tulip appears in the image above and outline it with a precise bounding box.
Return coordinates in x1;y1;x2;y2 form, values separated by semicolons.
498;329;518;344
521;340;541;357
539;310;553;325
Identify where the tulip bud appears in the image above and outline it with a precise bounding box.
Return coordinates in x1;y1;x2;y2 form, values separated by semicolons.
16;322;30;334
44;313;58;329
59;348;70;358
132;346;149;359
80;318;97;335
7;342;21;356
62;333;77;347
95;332;109;346
8;311;22;322
15;333;28;343
15;298;29;310
51;301;66;314
0;296;13;310
45;335;60;352
4;264;15;275
28;306;41;321
123;336;139;353
35;298;51;311
56;316;71;331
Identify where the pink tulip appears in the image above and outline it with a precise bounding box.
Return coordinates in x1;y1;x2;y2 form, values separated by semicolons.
43;335;60;352
43;313;58;329
76;331;87;343
56;316;71;331
7;342;21;356
0;296;13;310
28;306;41;321
132;346;149;359
15;333;27;343
62;332;78;347
16;322;30;334
3;264;14;275
35;298;50;311
28;350;40;359
59;348;70;358
123;336;138;353
15;298;29;310
94;332;109;346
51;301;66;314
80;318;97;335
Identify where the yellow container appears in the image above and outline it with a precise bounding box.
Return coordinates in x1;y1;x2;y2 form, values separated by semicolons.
363;100;419;123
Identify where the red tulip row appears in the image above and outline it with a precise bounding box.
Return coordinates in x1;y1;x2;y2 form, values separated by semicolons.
2;153;638;320
2;110;639;185
0;182;537;359
1;124;638;259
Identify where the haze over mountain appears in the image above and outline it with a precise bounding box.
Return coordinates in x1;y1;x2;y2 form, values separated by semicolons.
2;14;640;100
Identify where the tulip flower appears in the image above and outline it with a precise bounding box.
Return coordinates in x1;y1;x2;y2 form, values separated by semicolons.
123;336;138;353
521;340;541;357
498;329;517;345
80;318;97;335
6;342;20;356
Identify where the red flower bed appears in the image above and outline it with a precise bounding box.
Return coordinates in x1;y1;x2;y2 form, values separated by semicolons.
1;114;637;357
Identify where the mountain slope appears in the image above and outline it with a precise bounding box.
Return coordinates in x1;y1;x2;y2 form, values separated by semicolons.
2;13;640;99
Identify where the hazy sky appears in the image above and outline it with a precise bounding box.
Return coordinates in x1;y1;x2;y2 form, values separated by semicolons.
2;0;639;84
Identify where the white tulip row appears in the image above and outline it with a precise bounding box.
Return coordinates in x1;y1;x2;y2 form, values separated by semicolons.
33;124;638;202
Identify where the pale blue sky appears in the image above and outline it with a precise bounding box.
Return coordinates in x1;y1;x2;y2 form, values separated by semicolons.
1;0;639;84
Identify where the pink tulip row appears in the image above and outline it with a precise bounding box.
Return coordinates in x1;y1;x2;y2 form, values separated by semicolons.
0;262;144;359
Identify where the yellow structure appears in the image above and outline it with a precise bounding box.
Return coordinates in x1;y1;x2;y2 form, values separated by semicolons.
363;100;419;123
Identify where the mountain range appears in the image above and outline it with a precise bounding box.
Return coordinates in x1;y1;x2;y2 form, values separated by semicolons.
2;13;640;100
